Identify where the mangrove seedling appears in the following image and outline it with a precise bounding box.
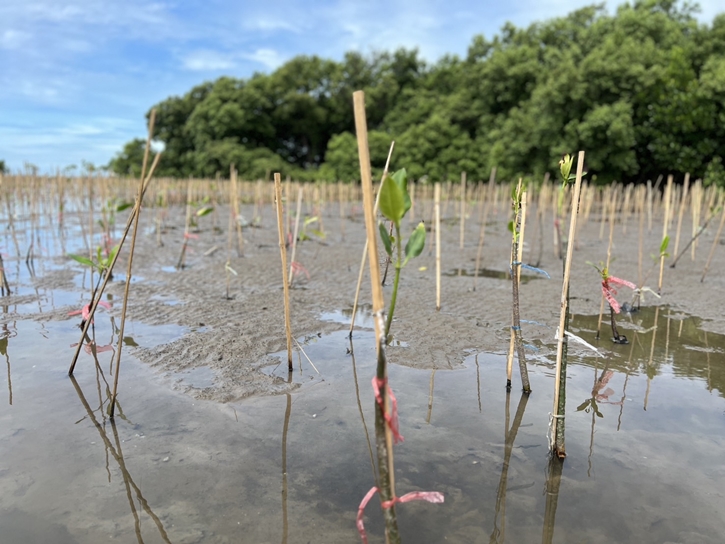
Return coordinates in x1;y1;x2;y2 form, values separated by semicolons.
377;168;426;341
632;235;668;309
589;262;636;344
507;181;531;393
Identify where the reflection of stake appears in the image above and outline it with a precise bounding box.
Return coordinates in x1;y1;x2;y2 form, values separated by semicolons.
349;337;378;488
644;306;661;411
426;369;437;424
281;392;291;544
70;376;171;543
541;457;564;544
490;392;530;543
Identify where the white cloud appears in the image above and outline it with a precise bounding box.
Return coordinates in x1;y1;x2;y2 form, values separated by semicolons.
183;50;238;71
241;48;285;70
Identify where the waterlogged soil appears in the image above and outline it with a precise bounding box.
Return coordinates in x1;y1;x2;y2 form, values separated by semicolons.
2;196;725;543
49;199;725;402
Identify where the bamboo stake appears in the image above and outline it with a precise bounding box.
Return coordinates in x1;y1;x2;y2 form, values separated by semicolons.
176;180;193;269
658;175;672;294
472;183;492;291
596;189;616;340
274;173;293;372
672;173;690;261
701;200;725;282
459;171;466;249
109;111;157;417
551;150;585;459
68;131;161;376
288;187;303;286
353;90;400;544
348;142;394;337
691;180;702;260
507;184;530;392
231;167;244;256
670;202;721;268
435;183;441;311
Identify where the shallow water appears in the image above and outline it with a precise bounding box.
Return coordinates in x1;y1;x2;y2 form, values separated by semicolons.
3;295;725;543
1;210;725;543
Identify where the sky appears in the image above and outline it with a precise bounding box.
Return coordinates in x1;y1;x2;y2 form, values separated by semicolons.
0;0;721;173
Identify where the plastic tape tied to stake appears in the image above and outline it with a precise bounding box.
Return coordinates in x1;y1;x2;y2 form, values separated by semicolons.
357;487;444;544
372;377;403;443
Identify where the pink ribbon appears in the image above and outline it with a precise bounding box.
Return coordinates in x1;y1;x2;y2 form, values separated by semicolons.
602;276;635;314
372;377;403;443
356;487;444;543
68;301;112;323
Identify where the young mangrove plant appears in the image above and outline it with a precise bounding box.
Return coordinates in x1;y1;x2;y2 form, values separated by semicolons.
507;181;531;393
631;235;668;310
70;243;120;294
589;262;636;344
354;90;442;544
551;151;585;459
377;168;426;341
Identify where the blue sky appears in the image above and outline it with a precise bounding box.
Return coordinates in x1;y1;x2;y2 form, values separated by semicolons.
0;0;721;173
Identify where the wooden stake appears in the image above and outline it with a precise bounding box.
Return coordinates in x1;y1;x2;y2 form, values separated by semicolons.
701;199;725;282
551;150;585;459
288;187;303;286
435;183;441;311
348;142;394;337
274;173;293;372
353;90;400;544
459;172;466;249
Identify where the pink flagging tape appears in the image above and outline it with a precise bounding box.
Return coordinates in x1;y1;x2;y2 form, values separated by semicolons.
602;276;635;314
356;486;445;543
372;377;403;443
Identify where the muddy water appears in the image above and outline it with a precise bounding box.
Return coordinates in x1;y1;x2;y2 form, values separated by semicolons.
1;207;725;543
2;296;725;543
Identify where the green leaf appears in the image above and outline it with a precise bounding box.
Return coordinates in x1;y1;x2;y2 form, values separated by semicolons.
115;202;133;212
308;229;326;239
196;205;214;217
69;254;96;268
378;175;405;226
379;222;393;257
576;399;591;412
390;169;411;215
104;244;120;267
659;235;670;256
402;221;426;266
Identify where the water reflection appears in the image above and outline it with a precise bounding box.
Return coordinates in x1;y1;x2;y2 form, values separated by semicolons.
490;392;530;543
541;457;563;544
70;374;170;543
569;307;725;400
1;323;16;405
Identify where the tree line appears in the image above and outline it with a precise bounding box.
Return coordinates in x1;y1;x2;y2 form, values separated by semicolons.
109;0;725;186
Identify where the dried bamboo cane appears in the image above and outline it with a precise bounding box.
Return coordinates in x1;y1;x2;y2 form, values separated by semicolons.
701;201;725;282
658;175;673;294
435;183;441;311
596;189;617;340
353;90;400;544
672;173;690;261
288;187;303;286
274;173;293;372
68;121;161;376
109;116;157;417
459;171;466;249
551;150;585;459
348;142;394;337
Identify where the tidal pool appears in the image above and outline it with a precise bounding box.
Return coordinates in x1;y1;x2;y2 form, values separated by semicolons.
2;299;724;543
